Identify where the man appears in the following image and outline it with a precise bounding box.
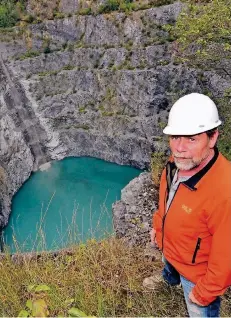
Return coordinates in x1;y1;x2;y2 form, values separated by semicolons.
143;93;231;317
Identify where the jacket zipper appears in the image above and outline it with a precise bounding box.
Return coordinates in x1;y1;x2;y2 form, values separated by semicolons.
192;238;201;263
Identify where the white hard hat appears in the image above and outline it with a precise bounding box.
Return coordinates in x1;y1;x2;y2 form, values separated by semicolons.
163;93;222;135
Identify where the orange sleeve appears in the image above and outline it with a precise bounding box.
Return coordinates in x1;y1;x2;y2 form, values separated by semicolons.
192;198;231;305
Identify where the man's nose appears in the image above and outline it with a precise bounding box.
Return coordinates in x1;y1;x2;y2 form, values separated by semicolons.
176;138;187;152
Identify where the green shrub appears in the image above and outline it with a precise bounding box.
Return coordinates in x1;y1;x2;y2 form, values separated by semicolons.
22;14;34;23
19;50;40;60
151;151;168;186
216;95;231;161
63;64;75;71
119;1;136;12
79;106;87;113
0;1;19;28
98;0;120;14
172;0;231;70
79;7;92;15
148;0;174;6
53;11;66;19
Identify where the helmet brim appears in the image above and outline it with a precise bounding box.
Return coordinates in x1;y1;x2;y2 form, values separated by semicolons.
163;121;222;135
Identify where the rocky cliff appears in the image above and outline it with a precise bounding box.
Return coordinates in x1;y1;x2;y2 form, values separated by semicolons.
0;1;230;233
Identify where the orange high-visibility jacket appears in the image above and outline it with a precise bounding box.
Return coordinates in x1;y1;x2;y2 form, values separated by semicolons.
153;148;231;305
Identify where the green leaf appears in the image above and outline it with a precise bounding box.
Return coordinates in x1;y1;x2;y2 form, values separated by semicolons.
27;284;36;292
35;284;51;292
68;307;88;317
26;299;33;310
64;298;75;306
18;310;30;317
32;299;49;317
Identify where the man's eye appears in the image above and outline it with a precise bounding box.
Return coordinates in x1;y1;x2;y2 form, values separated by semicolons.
189;138;195;142
171;136;179;140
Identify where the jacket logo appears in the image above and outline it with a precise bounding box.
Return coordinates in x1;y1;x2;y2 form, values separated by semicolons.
182;204;192;214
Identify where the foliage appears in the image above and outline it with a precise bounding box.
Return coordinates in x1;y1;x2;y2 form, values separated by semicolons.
0;0;176;25
0;1;19;28
18;284;88;317
0;238;181;316
63;64;75;71
97;0;174;14
0;0;28;28
0;237;230;316
22;14;34;23
98;0;120;14
146;0;174;6
151;151;168;186
171;0;231;72
79;7;92;15
19;50;40;60
68;307;88;317
216;95;231;160
53;11;66;19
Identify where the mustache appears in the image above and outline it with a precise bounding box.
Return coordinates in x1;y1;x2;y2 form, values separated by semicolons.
173;154;191;159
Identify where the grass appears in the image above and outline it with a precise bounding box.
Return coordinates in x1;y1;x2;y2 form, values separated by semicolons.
96;0;175;15
37;65;76;77
0;238;180;316
0;237;230;316
18;50;41;60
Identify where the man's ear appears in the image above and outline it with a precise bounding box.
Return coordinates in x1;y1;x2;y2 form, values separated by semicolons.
209;129;219;148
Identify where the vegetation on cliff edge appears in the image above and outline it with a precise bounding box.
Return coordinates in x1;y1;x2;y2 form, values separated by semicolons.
0;238;231;317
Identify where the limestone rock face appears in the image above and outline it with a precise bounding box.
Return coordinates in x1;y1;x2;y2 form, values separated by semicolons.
26;3;183;51
0;101;34;226
59;0;80;14
113;172;158;246
0;1;230;234
0;56;47;227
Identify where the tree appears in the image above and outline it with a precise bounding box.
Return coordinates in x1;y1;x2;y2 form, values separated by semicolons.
0;1;19;28
171;0;231;75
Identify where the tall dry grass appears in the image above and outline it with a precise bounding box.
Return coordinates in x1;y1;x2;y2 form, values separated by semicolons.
0;237;230;316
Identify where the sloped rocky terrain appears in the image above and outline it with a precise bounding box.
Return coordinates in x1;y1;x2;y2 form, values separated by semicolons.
0;1;230;238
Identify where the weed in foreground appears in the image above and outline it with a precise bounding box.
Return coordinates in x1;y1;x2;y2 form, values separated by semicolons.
0;237;230;316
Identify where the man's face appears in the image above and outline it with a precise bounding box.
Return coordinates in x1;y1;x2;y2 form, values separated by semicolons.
169;131;218;171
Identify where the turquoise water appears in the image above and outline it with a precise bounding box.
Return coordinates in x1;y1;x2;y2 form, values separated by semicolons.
3;157;142;253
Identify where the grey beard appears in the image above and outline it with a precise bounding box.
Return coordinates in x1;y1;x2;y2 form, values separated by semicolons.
174;159;198;171
174;149;211;171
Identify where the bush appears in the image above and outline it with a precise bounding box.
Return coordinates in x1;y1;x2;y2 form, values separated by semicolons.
151;151;168;186
98;0;120;14
0;2;19;28
79;7;92;15
53;11;66;19
119;2;137;12
19;50;40;60
172;0;231;71
22;14;34;23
